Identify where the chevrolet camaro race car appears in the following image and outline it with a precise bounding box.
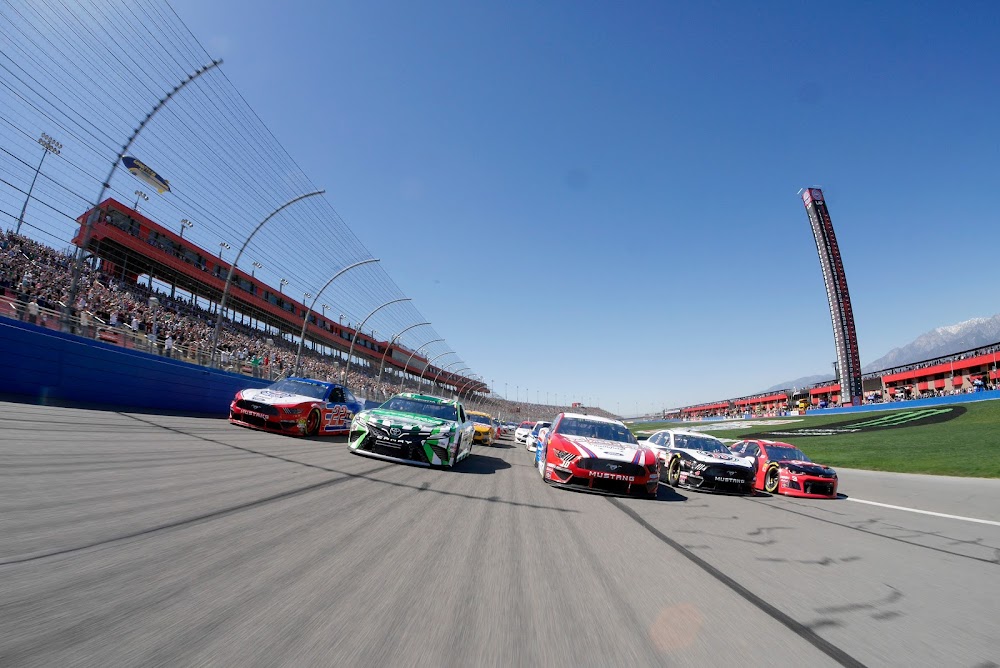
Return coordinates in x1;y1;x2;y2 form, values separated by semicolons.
467;410;497;446
644;429;756;494
536;413;658;497
229;377;364;437
349;393;475;467
730;439;839;498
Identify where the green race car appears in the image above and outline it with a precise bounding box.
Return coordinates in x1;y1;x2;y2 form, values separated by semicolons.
349;393;475;467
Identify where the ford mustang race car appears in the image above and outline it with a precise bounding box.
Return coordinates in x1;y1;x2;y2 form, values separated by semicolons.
349;393;475;467
468;410;497;446
730;439;839;498
514;421;535;445
229;377;364;437
646;429;755;495
525;420;551;452
536;413;658;497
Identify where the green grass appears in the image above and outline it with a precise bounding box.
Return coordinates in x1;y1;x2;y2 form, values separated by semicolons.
626;399;1000;478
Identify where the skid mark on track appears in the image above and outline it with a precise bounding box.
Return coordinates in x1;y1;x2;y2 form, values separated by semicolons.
607;497;867;668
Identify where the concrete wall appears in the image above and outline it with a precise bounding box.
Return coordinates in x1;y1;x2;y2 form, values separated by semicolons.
1;318;270;414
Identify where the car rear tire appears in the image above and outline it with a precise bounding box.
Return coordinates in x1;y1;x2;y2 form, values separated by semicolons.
666;457;681;487
764;465;780;494
305;409;321;437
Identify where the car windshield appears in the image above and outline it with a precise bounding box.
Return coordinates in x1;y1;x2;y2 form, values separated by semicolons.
767;445;810;462
519;422;534;429
266;378;329;401
557;418;637;444
531;421;551;435
469;414;492;426
673;434;728;453
379;397;458;421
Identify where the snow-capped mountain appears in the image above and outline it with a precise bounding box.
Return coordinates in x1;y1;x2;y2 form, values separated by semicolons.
763;313;1000;391
862;314;1000;373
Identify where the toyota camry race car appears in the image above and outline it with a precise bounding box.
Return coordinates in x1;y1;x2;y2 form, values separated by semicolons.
730;439;839;498
647;429;755;495
349;393;475;467
468;410;497;446
229;377;364;437
536;413;658;497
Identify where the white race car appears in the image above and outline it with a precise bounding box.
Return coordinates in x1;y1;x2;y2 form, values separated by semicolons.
525;420;551;452
514;420;535;445
642;429;755;494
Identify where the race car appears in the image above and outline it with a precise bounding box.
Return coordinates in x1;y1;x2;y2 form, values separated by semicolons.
647;429;756;495
349;393;475;467
468;410;497;446
514;421;535;445
525;420;551;452
730;439;839;498
229;377;363;437
536;413;658;497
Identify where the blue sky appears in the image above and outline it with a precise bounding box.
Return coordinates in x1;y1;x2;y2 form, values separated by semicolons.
170;0;1000;413
8;1;999;414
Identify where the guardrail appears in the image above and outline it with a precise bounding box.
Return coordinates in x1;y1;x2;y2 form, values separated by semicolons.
1;292;285;381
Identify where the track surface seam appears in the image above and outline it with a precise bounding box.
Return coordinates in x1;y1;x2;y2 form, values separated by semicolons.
607;496;868;668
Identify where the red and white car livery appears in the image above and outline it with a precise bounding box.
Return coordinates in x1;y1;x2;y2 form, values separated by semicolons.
230;377;364;437
536;413;658;497
729;439;839;498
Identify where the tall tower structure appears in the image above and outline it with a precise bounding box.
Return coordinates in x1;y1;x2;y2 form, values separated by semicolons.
801;188;863;405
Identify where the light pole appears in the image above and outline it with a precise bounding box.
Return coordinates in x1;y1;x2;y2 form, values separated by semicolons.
209;189;325;367
133;190;149;211
444;367;471;393
218;241;230;261
251;261;262;277
279;278;289;294
399;338;445;391
342;297;412;381
418;351;456;388
66;59;222;330
16;133;62;236
375;321;431;388
293;258;382;375
179;218;193;238
434;361;465;387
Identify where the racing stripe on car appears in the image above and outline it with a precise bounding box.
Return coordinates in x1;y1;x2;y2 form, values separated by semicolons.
571;439;598;458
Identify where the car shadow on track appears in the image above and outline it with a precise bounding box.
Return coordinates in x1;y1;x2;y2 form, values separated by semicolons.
453;453;512;475
654;485;690;502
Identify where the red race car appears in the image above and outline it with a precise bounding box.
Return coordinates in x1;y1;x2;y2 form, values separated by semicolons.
230;377;364;437
729;439;838;498
536;413;658;498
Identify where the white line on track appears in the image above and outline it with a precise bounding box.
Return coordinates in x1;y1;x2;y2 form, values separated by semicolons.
847;498;1000;527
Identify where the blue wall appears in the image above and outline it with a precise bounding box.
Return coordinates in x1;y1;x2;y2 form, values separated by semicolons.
1;318;270;414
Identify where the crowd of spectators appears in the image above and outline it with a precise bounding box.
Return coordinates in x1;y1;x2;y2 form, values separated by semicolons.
2;230;616;419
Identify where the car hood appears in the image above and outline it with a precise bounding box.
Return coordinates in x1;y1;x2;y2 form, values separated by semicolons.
777;459;836;476
679;449;755;469
558;436;647;463
472;424;492;432
240;388;318;406
357;408;455;431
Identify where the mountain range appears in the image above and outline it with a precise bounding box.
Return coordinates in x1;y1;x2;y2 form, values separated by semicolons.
764;313;1000;392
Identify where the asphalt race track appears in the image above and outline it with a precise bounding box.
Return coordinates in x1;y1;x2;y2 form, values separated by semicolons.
1;401;999;667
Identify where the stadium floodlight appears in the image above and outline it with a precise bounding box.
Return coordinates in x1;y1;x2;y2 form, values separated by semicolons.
179;218;193;238
251;261;262;277
16;133;62;236
218;241;231;261
342;297;412;382
292;259;381;376
133;190;149;211
279;278;289;294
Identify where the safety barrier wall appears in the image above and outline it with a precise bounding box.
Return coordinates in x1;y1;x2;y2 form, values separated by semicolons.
1;318;270;414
